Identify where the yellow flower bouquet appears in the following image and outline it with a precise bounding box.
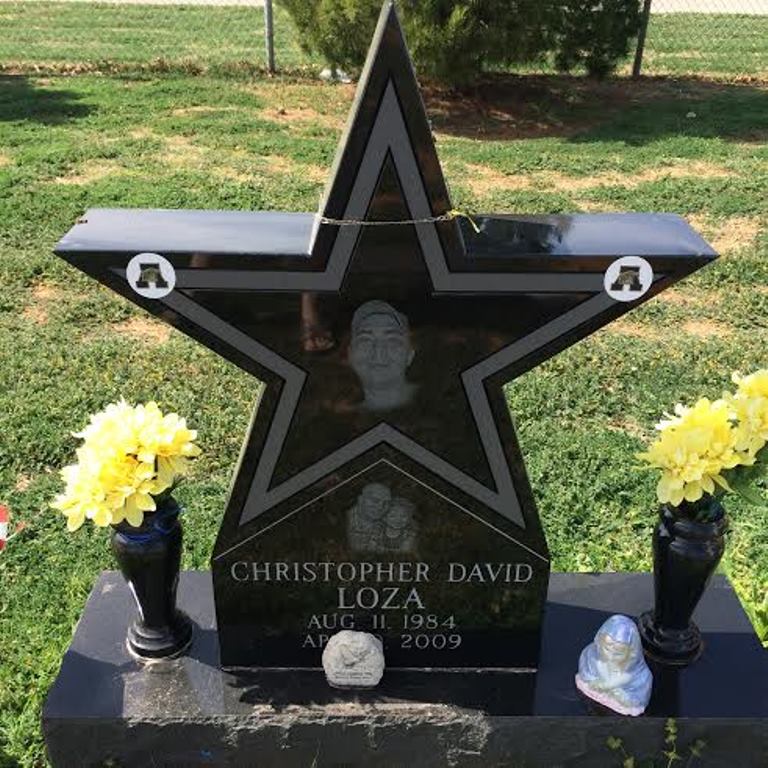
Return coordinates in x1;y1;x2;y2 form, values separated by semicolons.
637;369;768;518
52;400;201;531
52;400;201;658
637;369;768;665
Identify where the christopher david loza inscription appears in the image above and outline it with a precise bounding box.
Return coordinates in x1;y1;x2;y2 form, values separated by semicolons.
230;559;534;653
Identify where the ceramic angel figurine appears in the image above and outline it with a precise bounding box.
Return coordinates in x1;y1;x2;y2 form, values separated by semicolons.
575;615;653;716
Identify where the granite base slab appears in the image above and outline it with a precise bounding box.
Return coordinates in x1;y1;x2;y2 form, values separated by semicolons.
43;572;768;767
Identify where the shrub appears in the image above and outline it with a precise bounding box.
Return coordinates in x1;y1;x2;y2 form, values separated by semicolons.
280;0;642;84
280;0;381;72
554;0;643;78
401;1;559;85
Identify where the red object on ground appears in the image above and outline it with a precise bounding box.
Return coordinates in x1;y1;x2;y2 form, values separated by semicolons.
0;504;9;551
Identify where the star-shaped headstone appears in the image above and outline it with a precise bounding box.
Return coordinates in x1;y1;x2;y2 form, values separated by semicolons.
56;1;715;669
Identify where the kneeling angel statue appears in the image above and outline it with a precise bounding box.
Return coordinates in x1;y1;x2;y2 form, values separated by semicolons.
575;614;653;716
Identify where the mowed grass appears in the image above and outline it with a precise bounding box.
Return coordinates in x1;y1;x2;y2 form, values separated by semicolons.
0;66;767;767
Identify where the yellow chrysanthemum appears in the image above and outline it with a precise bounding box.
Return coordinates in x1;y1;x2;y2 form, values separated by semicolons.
74;399;141;455
637;397;746;506
52;400;200;531
729;369;768;458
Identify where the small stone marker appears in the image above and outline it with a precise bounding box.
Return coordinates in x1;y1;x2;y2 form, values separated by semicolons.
322;630;385;689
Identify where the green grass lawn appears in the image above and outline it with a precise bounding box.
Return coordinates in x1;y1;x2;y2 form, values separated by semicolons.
0;22;767;768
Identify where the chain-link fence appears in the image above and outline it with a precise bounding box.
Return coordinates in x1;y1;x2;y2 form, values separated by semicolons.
638;0;768;77
0;0;310;75
0;0;766;79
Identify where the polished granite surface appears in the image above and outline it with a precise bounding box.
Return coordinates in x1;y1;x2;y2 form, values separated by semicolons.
44;571;768;720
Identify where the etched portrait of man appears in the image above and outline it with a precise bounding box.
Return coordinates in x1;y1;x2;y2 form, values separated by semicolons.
348;300;416;412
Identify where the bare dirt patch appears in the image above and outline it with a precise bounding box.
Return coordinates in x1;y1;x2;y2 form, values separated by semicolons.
664;50;707;60
630;160;730;184
53;159;125;186
244;82;354;126
262;154;327;183
686;214;762;255
682;319;732;338
129;129;206;168
209;147;257;183
14;474;32;493
548;161;732;192
171;106;241;117
127;130;327;184
462;164;534;196
657;288;696;306
31;283;58;302
112;316;171;344
607;416;650;441
0;152;11;168
572;199;616;213
605;317;732;341
23;304;49;324
427;83;577;140
655;286;724;308
129;128;158;141
461;160;733;199
22;282;62;325
423;74;763;141
213;166;253;184
161;134;206;168
260;105;343;131
605;320;660;339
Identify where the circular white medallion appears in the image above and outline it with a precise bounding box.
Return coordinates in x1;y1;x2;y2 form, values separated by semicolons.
603;256;653;303
126;253;176;299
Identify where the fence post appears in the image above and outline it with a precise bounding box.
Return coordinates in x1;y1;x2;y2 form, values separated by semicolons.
264;0;275;74
632;0;653;78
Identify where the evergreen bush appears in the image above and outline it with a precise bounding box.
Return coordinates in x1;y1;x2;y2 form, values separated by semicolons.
280;0;641;84
554;0;643;78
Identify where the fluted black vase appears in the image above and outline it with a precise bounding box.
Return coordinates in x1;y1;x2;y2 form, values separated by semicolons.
638;496;727;666
111;496;192;659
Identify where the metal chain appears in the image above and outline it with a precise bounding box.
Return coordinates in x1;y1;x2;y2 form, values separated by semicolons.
318;209;480;232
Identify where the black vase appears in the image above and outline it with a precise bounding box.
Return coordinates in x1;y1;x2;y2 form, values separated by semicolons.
638;496;727;666
111;496;193;659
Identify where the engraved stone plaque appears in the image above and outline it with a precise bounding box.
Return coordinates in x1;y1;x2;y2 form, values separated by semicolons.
322;630;385;689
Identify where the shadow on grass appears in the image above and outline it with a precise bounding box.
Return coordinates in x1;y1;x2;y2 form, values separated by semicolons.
0;749;21;768
424;74;768;145
0;75;91;124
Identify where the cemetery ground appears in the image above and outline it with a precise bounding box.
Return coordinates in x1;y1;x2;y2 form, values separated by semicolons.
1;43;768;768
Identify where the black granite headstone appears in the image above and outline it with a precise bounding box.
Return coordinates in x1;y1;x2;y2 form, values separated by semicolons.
55;2;715;670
